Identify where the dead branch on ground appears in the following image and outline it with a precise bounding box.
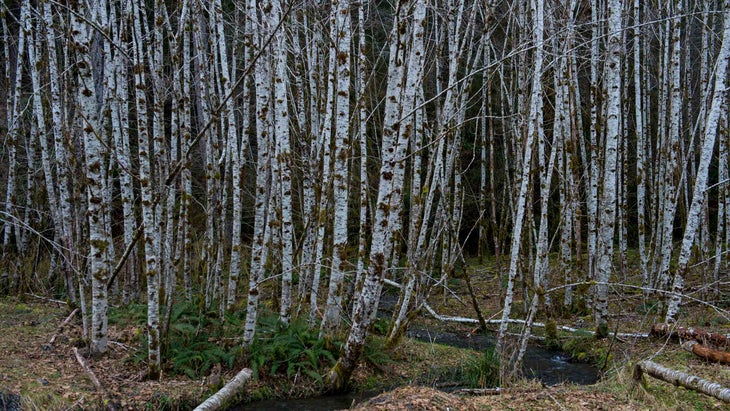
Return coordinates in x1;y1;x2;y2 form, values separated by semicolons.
72;347;115;410
49;308;78;345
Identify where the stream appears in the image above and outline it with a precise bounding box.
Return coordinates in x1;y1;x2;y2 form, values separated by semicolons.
232;294;598;410
405;327;599;386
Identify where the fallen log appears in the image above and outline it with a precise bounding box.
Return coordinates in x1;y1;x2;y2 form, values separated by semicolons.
422;303;648;338
634;360;730;403
27;293;66;305
682;340;730;364
193;368;252;411
651;323;730;347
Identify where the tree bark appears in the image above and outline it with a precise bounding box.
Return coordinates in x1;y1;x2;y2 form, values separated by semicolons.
321;0;352;336
326;0;412;391
131;0;161;378
243;0;273;347
594;0;622;329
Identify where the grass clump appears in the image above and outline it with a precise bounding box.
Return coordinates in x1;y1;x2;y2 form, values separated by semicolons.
462;347;500;388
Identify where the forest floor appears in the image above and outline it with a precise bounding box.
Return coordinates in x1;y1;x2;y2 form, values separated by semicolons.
2;259;730;410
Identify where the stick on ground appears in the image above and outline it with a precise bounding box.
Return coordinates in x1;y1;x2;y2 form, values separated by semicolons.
50;308;78;345
72;347;105;394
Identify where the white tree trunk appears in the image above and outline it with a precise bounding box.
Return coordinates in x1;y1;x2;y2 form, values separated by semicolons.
268;0;295;325
496;0;539;355
243;0;273;347
309;16;336;325
132;0;161;377
109;1;137;302
43;1;77;303
2;0;27;248
321;0;352;336
28;9;62;266
71;0;111;356
665;3;730;322
385;0;429;344
353;0;370;316
327;0;411;391
594;0;622;328
634;0;648;291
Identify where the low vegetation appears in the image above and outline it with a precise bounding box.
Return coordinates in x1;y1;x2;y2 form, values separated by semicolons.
3;253;730;410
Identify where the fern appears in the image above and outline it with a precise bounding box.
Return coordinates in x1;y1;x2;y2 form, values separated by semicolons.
246;316;341;383
124;298;243;379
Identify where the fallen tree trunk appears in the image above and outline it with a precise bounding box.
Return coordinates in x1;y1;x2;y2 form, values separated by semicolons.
634;360;730;403
651;323;730;347
422;303;648;338
193;368;252;411
682;341;730;364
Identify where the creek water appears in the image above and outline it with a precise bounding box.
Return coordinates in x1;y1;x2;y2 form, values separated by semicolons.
232;294;598;410
405;327;599;386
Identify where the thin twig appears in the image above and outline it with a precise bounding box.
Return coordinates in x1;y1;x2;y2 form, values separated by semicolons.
453;387;502;396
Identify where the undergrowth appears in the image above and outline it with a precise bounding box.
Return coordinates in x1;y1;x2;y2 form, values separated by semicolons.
165;300;243;379
562;329;612;366
113;298;243;379
246;316;339;382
